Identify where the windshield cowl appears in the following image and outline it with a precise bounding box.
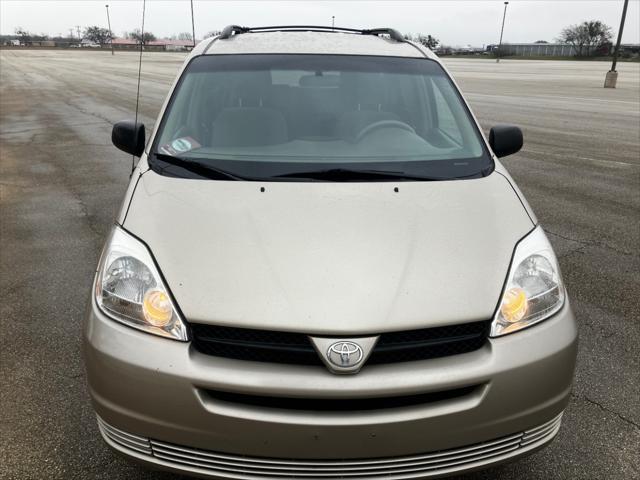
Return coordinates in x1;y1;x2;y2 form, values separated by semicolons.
150;153;493;183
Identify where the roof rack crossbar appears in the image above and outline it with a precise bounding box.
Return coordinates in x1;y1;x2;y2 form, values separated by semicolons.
217;25;406;43
247;25;363;34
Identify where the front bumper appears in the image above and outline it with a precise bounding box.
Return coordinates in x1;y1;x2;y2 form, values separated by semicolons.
83;298;578;478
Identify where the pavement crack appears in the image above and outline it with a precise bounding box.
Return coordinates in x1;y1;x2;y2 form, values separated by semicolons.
545;229;590;246
0;121;107;135
65;96;119;126
76;197;103;239
558;247;586;260
572;393;640;431
0;180;27;188
6;141;111;147
545;228;634;257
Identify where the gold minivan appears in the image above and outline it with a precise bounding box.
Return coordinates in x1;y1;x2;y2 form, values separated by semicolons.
84;25;577;479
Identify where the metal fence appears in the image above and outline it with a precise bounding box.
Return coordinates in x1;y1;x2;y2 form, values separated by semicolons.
499;43;590;56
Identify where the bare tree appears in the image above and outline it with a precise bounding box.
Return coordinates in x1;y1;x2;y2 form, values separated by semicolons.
560;20;612;56
127;29;156;45
417;34;439;50
177;32;193;41
14;28;48;44
83;26;112;45
404;33;440;50
14;27;31;43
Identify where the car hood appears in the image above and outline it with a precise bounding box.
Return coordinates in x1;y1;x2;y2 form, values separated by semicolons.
124;171;534;335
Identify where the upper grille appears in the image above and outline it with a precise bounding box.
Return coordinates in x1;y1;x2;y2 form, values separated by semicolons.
190;321;490;367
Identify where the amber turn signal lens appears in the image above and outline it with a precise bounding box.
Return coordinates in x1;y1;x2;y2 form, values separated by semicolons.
142;289;173;327
500;287;528;323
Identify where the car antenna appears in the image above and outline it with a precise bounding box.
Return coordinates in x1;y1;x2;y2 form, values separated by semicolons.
132;0;146;174
190;0;196;49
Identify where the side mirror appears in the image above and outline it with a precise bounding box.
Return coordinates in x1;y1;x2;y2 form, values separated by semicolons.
112;120;145;157
489;125;523;158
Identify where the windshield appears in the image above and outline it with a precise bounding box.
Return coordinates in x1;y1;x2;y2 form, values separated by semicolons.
152;54;492;181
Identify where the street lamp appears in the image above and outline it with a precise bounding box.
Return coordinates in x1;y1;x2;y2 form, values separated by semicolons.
496;1;509;63
605;0;629;88
105;4;114;55
332;16;335;30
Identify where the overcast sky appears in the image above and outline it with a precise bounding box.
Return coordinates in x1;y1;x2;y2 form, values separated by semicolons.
1;0;638;47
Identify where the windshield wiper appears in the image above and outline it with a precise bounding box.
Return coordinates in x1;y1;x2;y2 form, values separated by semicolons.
152;156;482;182
274;168;446;182
152;153;249;181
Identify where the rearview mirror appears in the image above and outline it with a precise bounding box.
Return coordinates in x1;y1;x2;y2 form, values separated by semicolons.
112;120;145;157
489;125;523;158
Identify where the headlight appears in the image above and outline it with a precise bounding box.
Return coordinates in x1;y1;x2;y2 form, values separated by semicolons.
95;226;188;341
491;226;565;337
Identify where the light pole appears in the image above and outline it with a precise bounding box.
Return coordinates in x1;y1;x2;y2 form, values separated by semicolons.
605;0;629;88
332;16;335;30
105;4;114;55
496;1;509;63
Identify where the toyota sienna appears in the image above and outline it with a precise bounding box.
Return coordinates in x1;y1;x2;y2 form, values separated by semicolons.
84;25;578;478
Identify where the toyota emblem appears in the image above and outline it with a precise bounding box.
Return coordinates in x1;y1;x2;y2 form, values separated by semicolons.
327;341;364;368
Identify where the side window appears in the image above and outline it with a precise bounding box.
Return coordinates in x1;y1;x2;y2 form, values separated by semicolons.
432;81;463;144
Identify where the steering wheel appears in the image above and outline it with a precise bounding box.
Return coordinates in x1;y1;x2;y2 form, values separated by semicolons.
355;120;416;143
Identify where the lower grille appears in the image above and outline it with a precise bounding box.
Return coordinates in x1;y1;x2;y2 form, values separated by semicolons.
97;417;151;455
98;413;563;478
191;321;490;367
202;385;479;411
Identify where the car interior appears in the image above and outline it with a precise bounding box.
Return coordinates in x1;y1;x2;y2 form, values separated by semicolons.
158;64;482;162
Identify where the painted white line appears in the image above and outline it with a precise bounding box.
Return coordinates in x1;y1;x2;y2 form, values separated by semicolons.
522;148;638;167
467;92;639;106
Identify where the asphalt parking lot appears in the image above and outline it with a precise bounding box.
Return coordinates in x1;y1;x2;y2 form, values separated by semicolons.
0;49;638;480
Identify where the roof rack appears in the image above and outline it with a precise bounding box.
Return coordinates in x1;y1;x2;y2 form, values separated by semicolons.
218;25;405;42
